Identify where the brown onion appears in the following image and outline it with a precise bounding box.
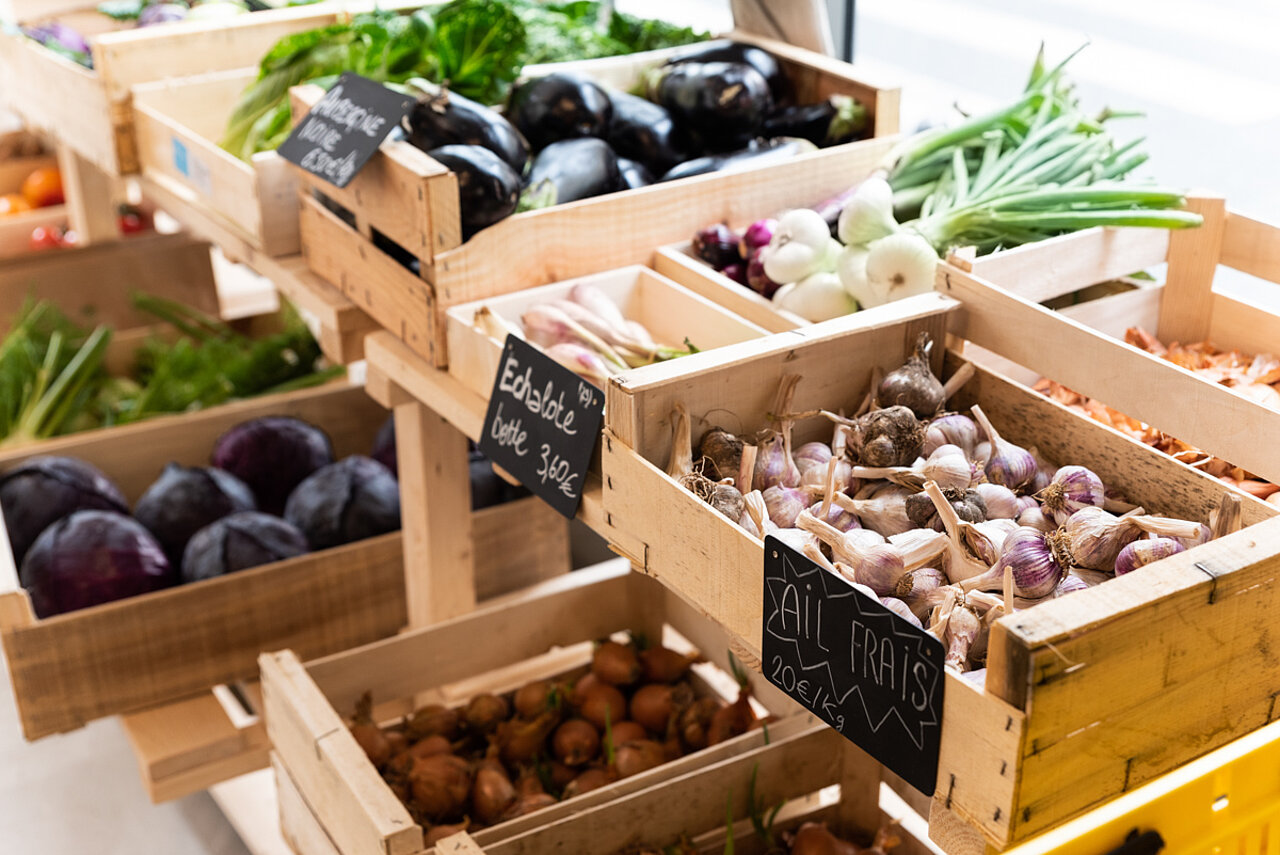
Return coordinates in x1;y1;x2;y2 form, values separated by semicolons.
789;821;859;855
678;697;719;751
463;693;510;735
495;710;559;765
406;704;459;740
513;679;554;719
707;688;755;745
553;718;600;766
351;722;390;768
423;821;470;847
502;792;557;819
406;734;452;761
613;739;668;778
592;641;642;686
471;758;517;824
577;681;627;731
639;646;701;683
607;720;648;746
384;730;408;755
562;766;613;798
409;753;472;819
629;683;694;734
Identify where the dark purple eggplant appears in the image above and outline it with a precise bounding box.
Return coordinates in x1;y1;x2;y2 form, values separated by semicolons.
762;95;868;147
519;139;621;211
427;145;521;238
508;73;612;151
407;83;529;173
661;39;790;105
605;90;686;175
650;62;773;151
616;157;654;190
659;137;816;183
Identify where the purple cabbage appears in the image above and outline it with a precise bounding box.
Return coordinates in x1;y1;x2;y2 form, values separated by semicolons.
181;512;309;583
212;417;333;515
0;456;128;566
22;23;92;67
284;456;400;549
20;510;173;617
137;3;188;26
371;416;396;476
134;464;256;565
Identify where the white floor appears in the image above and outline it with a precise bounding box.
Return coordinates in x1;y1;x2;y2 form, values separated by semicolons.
3;2;1279;853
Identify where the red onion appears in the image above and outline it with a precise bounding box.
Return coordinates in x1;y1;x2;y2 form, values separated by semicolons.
692;224;742;270
1115;537;1185;575
746;255;781;298
721;262;747;285
739;218;778;259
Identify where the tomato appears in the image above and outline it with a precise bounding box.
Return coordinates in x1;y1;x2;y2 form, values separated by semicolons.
21;167;64;208
0;193;33;216
28;226;63;251
117;205;151;235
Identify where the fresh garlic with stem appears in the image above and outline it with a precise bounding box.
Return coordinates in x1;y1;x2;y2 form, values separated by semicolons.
971;404;1037;491
831;483;914;536
924;481;998;584
894;566;948;618
763;484;808;529
1038;465;1105;525
973;483;1021;519
963;526;1067;599
881;597;922;628
1114;537;1185;575
943;603;982;671
923;413;981;459
798;510;944;595
754;375;803;489
1055;506;1203;572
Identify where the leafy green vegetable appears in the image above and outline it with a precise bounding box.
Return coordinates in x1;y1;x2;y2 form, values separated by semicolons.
97;0;144;20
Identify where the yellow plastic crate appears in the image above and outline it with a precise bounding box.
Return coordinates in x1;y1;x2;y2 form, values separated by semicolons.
1005;718;1280;854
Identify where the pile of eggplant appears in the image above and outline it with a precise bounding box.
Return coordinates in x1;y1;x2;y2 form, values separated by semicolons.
404;40;870;239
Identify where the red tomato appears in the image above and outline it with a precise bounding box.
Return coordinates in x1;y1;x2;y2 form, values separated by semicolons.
117;204;152;235
28;226;63;251
20;167;63;208
0;193;33;216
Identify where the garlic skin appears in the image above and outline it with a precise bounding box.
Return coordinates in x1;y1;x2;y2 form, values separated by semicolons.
1114;537;1185;575
763;484;808;529
924;414;981;459
792;442;832;474
881;596;922;628
943;604;982;671
1017;505;1055;533
893;566;948;618
1056;507;1143;572
964;526;1066;599
1039;465;1105;525
973;483;1021;519
971;405;1037;491
754;431;801;491
807;500;861;533
835;483;914;537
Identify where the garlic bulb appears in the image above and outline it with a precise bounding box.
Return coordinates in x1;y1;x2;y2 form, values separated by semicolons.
798;511;905;594
971;405;1037;491
924;413;981;458
800;455;853;498
709;482;745;522
943;604;982;671
921;445;973;492
893;566;948;618
850;406;924;467
806;500;861;533
832;483;913;536
763;484;807;529
1017;505;1055;533
877;332;945;420
697;427;743;483
1052;574;1089;597
1056;507;1200;572
881;596;922;628
963;526;1067;599
754;431;801;490
738;510;761;539
772;527;820;554
973;483;1020;519
1039;465;1105;525
792;442;832;474
1114;537;1185;575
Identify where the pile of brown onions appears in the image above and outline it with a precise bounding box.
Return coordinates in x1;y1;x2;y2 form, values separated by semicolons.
672;335;1243;675
347;640;762;841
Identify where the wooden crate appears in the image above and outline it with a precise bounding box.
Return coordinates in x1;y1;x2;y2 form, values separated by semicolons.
0;381;571;740
596;291;1280;851
444;264;769;402
278;721;942;855
0;142;68;257
291;34;900;368
0;1;420;175
133;68;300;257
942;196;1280;486
263;559;815;855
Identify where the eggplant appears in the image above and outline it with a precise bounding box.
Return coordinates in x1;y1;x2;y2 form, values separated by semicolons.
519;139;621;211
605;90;686;175
508;73;612;151
762;95;868;147
661;39;790;105
651;62;773;151
426;145;521;238
658;138;817;183
407;84;529;173
616;157;654;190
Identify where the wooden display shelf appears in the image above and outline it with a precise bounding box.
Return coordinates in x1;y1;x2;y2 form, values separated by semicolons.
290;35;899;369
0;144;67;256
263;559;807;855
595;290;1280;850
0;0;423;175
943;196;1280;486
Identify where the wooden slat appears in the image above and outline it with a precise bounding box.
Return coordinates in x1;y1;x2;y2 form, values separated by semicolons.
1157;195;1227;344
1205;291;1280;361
263;651;423;855
958;227;1171;304
277;754;343;855
56;144;122;244
1221;211;1280;283
653;243;805;334
730;2;836;55
940;262;1280;486
0;231;219;330
1055;284;1163;339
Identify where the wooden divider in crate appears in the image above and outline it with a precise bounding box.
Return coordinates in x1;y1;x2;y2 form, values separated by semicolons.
596;291;1280;851
943;197;1280;486
288;33;900;369
0;0;422;175
0;381;571;741
263;560;812;855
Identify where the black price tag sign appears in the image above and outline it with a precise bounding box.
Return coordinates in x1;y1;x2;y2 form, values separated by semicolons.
278;72;414;189
762;535;945;795
478;336;604;519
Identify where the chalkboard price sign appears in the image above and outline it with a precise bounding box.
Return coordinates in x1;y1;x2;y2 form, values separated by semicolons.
478;336;604;518
278;72;415;189
761;535;946;795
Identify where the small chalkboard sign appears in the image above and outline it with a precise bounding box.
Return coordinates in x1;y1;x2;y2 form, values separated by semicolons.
278;72;415;189
761;535;946;795
478;336;604;518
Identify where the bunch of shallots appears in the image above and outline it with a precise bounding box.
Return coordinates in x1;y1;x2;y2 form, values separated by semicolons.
472;282;695;386
671;333;1244;675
